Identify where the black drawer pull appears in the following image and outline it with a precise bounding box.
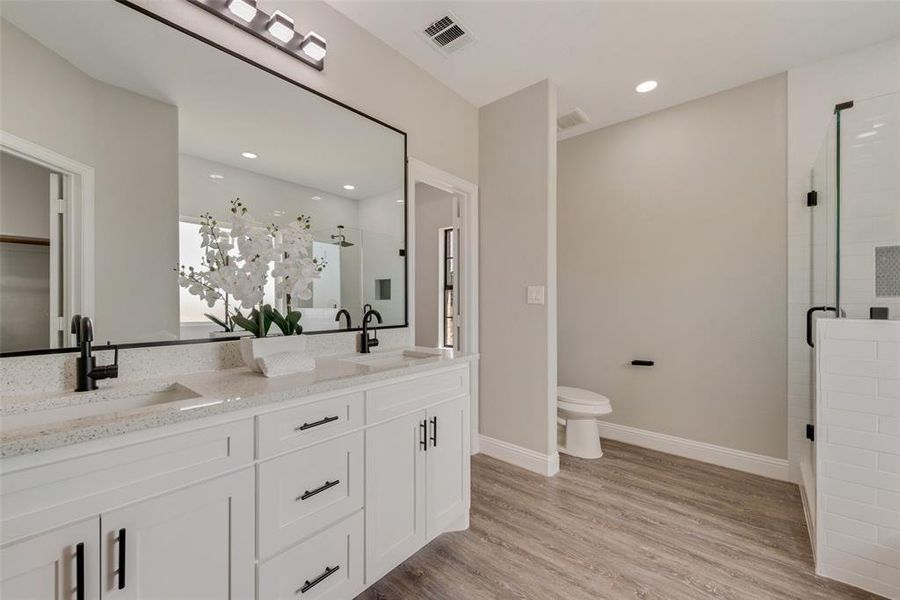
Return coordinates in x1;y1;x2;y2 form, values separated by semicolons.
631;360;654;367
419;419;428;451
298;565;340;594
430;416;438;448
75;542;85;600
117;528;126;590
295;415;339;431
297;479;340;501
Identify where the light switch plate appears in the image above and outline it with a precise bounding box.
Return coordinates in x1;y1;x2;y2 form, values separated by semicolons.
526;285;545;305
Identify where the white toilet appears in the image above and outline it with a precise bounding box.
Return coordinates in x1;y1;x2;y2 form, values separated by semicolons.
557;386;613;459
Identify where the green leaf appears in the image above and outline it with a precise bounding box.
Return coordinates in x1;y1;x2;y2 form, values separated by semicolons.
204;313;230;332
260;304;274;337
266;306;291;336
286;311;302;334
231;314;258;336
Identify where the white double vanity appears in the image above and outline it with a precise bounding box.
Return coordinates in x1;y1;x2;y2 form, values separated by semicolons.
0;349;475;599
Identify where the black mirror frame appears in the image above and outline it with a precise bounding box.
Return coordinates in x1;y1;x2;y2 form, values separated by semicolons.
0;0;408;358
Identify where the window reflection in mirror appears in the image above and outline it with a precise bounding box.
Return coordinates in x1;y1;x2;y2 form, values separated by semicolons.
0;0;406;354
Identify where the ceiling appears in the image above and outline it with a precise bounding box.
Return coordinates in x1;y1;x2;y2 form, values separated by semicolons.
1;0;405;198
329;1;900;139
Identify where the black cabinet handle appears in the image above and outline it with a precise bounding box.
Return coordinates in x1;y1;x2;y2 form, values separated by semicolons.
806;306;838;348
631;360;654;367
295;415;339;431
117;528;126;590
75;542;85;600
419;419;428;451
297;479;340;501
298;565;340;594
430;416;438;448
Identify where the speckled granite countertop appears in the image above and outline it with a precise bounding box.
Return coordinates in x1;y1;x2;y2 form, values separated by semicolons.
0;349;477;459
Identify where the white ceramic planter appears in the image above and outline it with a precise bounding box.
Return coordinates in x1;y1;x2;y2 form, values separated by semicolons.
240;335;308;372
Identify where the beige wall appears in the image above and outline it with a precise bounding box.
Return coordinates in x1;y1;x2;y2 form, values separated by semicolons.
479;80;558;456
0;152;52;239
414;183;455;348
558;74;788;459
134;0;478;185
0;20;179;344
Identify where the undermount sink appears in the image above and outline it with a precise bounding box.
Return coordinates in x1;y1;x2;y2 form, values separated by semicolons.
0;383;202;432
340;349;442;370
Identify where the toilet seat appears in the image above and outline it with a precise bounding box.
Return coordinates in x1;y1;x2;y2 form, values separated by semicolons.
558;386;611;412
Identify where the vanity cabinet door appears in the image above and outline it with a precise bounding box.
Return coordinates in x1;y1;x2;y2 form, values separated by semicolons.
100;468;254;600
365;409;427;584
426;396;470;540
0;518;99;600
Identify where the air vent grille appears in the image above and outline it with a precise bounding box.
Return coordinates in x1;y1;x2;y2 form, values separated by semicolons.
421;13;475;56
557;108;590;131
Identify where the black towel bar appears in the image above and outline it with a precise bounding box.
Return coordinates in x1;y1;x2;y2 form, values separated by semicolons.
631;360;654;367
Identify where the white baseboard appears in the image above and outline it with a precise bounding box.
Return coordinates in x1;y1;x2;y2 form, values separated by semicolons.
478;435;559;477
595;421;790;481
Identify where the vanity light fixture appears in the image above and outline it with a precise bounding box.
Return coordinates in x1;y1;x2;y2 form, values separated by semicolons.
226;0;257;22
266;10;295;43
186;0;326;70
209;173;224;180
396;199;404;203
311;196;322;201
300;32;327;62
635;80;658;93
343;184;355;191
242;151;258;159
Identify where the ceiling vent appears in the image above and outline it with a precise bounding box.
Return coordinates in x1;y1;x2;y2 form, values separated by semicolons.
420;13;475;56
557;108;590;132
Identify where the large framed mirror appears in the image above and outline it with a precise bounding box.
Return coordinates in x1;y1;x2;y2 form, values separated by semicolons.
0;0;407;356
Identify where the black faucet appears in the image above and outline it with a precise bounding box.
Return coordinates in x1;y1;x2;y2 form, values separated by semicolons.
71;315;119;392
335;309;352;329
359;308;383;353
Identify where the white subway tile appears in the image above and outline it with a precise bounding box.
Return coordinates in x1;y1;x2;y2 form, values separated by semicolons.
821;339;878;359
823;477;878;504
827;496;900;529
825;444;878;468
878;490;900;512
827;427;900;456
879;526;900;551
879;415;900;436
823;357;900;379
824;409;878;432
826;531;900;568
824;374;878;395
880;377;900;399
880;453;900;475
827;390;900;416
823;513;879;542
820;547;879;579
826;461;900;492
879;342;900;362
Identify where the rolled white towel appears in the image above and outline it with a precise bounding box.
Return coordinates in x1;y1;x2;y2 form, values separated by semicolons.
257;351;316;377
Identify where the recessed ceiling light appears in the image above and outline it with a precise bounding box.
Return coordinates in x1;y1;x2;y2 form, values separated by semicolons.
266;10;295;43
242;151;258;159
635;80;658;93
343;184;355;190
226;0;257;22
396;199;404;203
311;196;322;201
209;173;224;180
857;131;878;139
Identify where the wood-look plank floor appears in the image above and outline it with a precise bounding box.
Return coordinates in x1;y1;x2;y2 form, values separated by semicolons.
357;440;883;600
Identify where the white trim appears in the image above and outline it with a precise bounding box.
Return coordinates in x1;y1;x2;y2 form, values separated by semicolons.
1;130;95;339
478;435;559;477
594;421;790;481
408;159;479;454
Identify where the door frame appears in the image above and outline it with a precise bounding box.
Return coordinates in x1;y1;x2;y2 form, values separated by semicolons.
407;159;479;454
1;130;95;346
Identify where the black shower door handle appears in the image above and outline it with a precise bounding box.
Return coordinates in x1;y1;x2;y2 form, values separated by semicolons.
807;306;838;348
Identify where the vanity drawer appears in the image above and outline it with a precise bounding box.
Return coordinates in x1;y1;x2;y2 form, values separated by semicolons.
258;510;363;600
257;431;364;559
256;391;364;458
366;366;469;424
0;419;253;544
